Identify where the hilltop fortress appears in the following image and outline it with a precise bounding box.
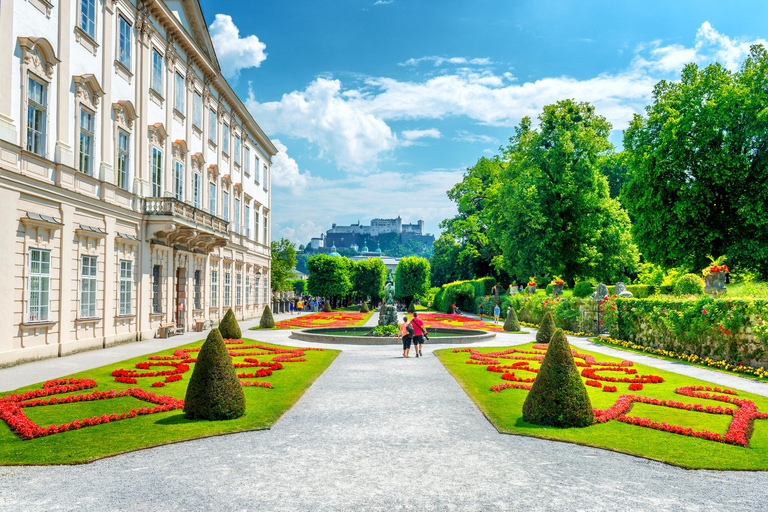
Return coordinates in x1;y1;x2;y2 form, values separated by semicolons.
310;217;435;251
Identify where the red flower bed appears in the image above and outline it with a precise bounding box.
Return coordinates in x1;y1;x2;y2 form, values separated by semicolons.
0;380;183;440
603;386;618;392
271;312;370;329
419;313;504;332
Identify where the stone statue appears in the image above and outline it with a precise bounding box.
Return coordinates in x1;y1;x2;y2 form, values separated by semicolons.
591;283;609;301
384;270;395;305
615;282;633;298
378;269;398;326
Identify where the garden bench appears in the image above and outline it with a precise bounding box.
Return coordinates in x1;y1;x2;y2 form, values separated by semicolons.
158;322;177;338
194;319;213;332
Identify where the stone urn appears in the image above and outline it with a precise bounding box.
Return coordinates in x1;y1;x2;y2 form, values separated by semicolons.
552;284;563;297
527;285;537;295
704;272;727;295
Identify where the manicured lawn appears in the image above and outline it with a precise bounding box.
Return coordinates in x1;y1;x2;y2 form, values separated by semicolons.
252;312;373;330
435;342;768;470
0;339;339;465
419;313;504;332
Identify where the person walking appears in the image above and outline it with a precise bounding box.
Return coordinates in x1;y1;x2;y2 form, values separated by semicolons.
289;301;295;315
478;304;484;320
493;304;501;324
399;315;414;358
410;312;428;357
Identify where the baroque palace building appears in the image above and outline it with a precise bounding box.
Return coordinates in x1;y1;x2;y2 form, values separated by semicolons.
0;0;275;366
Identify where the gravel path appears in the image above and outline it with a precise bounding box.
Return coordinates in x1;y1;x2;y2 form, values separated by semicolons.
0;318;767;511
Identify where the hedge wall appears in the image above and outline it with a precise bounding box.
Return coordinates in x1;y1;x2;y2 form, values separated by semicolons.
434;277;497;313
602;296;768;367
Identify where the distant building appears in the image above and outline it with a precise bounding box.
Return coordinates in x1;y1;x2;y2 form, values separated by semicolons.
323;217;434;249
351;254;400;272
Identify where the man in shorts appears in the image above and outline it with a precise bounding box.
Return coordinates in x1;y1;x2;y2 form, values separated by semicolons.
493;304;501;324
410;312;428;357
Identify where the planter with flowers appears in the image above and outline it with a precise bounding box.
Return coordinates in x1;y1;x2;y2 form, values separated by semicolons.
702;255;728;296
550;276;565;297
527;277;537;295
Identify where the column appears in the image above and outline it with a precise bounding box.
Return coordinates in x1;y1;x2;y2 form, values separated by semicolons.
55;0;74;166
99;0;114;184
0;0;16;142
134;16;151;197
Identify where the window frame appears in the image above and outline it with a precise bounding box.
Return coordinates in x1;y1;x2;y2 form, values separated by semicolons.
119;260;132;316
193;92;202;129
193;172;201;209
26;76;47;156
151;49;163;95
245;204;251;239
234;135;241;166
152;264;162;313
222;123;230;156
234;197;240;234
79;0;96;40
28;248;51;323
224;271;231;308
209;182;216;215
194;269;201;310
117;15;132;70
236;273;242;307
174;72;185;114
151;146;163;197
117;129;130;190
244;146;250;176
80;255;98;319
174;159;184;201
208;108;217;144
79;106;95;175
222;190;229;222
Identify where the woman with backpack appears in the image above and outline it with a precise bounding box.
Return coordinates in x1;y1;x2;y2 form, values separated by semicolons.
399;315;414;358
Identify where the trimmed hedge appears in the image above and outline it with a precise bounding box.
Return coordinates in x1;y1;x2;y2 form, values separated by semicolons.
536;311;556;343
607;284;657;298
407;301;416;313
503;307;521;332
573;281;594;298
183;328;246;421
522;329;594;427
219;308;242;340
323;301;332;312
259;305;275;328
674;274;704;296
360;302;370;313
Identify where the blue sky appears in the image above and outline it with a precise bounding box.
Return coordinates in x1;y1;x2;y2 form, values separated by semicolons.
200;0;768;246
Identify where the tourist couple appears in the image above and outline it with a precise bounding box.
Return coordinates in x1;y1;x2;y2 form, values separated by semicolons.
398;312;428;358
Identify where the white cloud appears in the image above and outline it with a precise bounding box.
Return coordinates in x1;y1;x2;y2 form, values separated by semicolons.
373;0;393;4
402;128;441;140
399;56;493;67
453;131;498;145
271;139;317;191
209;14;267;81
247;78;397;170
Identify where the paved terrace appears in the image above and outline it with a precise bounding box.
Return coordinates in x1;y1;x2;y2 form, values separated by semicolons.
0;310;766;511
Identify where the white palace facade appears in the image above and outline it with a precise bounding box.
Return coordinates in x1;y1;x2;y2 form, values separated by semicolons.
0;0;275;366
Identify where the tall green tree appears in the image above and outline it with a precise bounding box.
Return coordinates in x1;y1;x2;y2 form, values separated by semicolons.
496;100;638;285
394;256;430;306
307;254;352;299
270;238;297;291
350;258;387;303
429;233;472;286
623;46;768;273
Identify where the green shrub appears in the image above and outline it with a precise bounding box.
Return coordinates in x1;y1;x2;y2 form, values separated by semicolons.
503;307;521;332
573;281;594;298
433;287;445;312
259;305;275;328
545;284;553;296
183;328;246;421
536;310;556;343
323;301;332;312
474;276;496;296
407;301;416;313
522;329;594;427
360;302;370;313
674;273;704;296
218;308;242;339
368;325;398;336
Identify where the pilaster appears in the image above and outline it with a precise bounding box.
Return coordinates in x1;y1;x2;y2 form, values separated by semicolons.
0;0;16;143
57;203;74;348
55;0;74;167
99;0;115;184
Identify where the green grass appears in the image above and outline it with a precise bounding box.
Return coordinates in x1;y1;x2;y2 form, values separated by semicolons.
435;342;768;470
0;339;339;465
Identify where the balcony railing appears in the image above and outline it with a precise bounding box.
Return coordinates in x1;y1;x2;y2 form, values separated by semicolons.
144;197;229;235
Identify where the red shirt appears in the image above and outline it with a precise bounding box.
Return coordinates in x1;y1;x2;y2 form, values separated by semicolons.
410;317;425;336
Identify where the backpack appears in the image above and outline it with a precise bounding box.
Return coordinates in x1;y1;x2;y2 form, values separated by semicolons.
406;323;414;337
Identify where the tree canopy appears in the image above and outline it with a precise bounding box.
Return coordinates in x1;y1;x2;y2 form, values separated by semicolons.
623;45;768;272
429;233;472;286
270;238;297;291
394;256;430;305
307;254;352;299
350;258;387;302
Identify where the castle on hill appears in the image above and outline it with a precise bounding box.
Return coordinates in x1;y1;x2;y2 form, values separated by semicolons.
309;216;434;251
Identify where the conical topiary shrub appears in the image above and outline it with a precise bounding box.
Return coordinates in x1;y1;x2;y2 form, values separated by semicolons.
407;301;416;313
218;308;242;340
536;310;556;343
259;305;275;328
503;307;521;332
360;302;370;313
183;328;246;421
522;329;594;427
323;301;332;312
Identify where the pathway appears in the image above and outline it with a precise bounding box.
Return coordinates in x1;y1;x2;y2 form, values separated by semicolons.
0;318;766;511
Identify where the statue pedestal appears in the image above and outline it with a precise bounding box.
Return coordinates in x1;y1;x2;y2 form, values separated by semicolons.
378;304;399;327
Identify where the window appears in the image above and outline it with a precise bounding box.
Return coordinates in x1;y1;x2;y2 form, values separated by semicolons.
152;265;162;313
222;191;229;222
255;277;260;304
209;109;216;143
194;270;201;310
236;273;242;306
245;205;251;239
193;92;202;128
254;211;260;243
79;107;94;175
175;73;184;113
152;49;163;93
174;160;184;201
263;278;269;304
263;164;269;190
28;248;51;322
193;172;201;209
234;198;240;234
222;123;230;155
80;0;96;38
234;136;241;165
118;16;131;69
117;130;130;190
151;147;162;197
245;275;250;305
27;78;46;156
244;147;250;176
210;270;218;307
224;272;231;307
209;183;216;214
119;260;132;315
263;211;268;244
80;255;97;318
254;157;260;184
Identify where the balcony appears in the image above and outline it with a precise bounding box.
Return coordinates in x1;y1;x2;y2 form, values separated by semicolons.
144;197;229;254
